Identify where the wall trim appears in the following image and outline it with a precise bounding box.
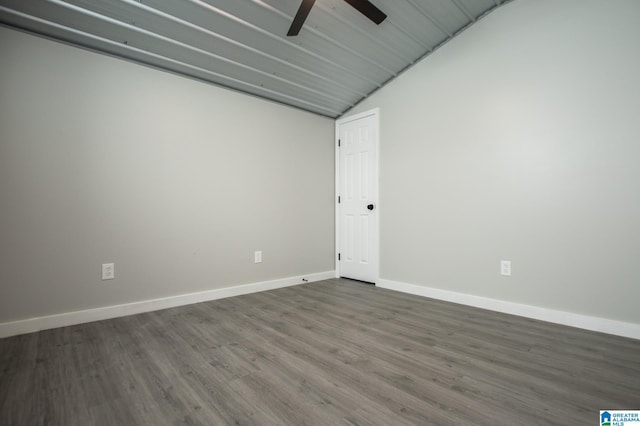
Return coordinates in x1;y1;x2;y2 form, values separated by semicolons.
377;278;640;340
0;271;336;339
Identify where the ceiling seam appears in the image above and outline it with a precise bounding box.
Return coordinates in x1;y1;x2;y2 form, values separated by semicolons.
124;0;369;99
47;0;347;108
403;0;452;37
252;0;397;80
311;1;420;66
199;0;384;88
449;0;475;22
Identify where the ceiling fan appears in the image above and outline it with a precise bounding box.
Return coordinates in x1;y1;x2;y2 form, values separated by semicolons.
287;0;387;36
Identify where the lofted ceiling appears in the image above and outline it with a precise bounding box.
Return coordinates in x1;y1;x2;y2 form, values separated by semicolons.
0;0;509;118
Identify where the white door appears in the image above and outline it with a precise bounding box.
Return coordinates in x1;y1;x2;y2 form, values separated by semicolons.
337;110;378;283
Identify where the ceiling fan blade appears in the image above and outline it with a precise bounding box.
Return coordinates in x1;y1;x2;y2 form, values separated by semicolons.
343;0;387;25
287;0;317;36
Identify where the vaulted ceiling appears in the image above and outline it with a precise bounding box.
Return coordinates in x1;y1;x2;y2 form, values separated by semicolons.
0;0;509;118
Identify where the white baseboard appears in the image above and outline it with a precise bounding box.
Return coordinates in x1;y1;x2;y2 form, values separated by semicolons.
0;271;335;339
377;278;640;340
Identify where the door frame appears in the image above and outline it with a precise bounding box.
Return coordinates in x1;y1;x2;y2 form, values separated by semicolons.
335;107;380;282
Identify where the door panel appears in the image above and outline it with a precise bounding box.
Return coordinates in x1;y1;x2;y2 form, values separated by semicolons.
337;111;378;283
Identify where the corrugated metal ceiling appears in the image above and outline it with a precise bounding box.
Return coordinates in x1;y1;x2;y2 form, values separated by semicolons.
0;0;509;118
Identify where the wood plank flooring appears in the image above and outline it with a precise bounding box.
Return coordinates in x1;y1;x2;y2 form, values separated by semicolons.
1;278;639;425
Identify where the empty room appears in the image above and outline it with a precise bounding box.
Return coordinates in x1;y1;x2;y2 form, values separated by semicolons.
1;0;639;424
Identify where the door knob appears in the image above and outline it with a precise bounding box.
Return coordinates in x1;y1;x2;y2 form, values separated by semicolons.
367;204;375;211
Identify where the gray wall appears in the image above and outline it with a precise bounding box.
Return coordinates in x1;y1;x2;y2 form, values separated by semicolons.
345;0;640;324
0;27;334;323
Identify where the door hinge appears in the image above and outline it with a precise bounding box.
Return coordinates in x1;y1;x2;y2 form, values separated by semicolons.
338;253;341;261
338;195;341;203
338;139;341;147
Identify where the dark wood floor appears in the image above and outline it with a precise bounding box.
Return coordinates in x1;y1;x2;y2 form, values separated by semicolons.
1;278;639;425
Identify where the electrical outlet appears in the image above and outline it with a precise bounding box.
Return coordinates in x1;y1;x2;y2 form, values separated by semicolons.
254;251;262;264
102;263;115;280
501;260;511;276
